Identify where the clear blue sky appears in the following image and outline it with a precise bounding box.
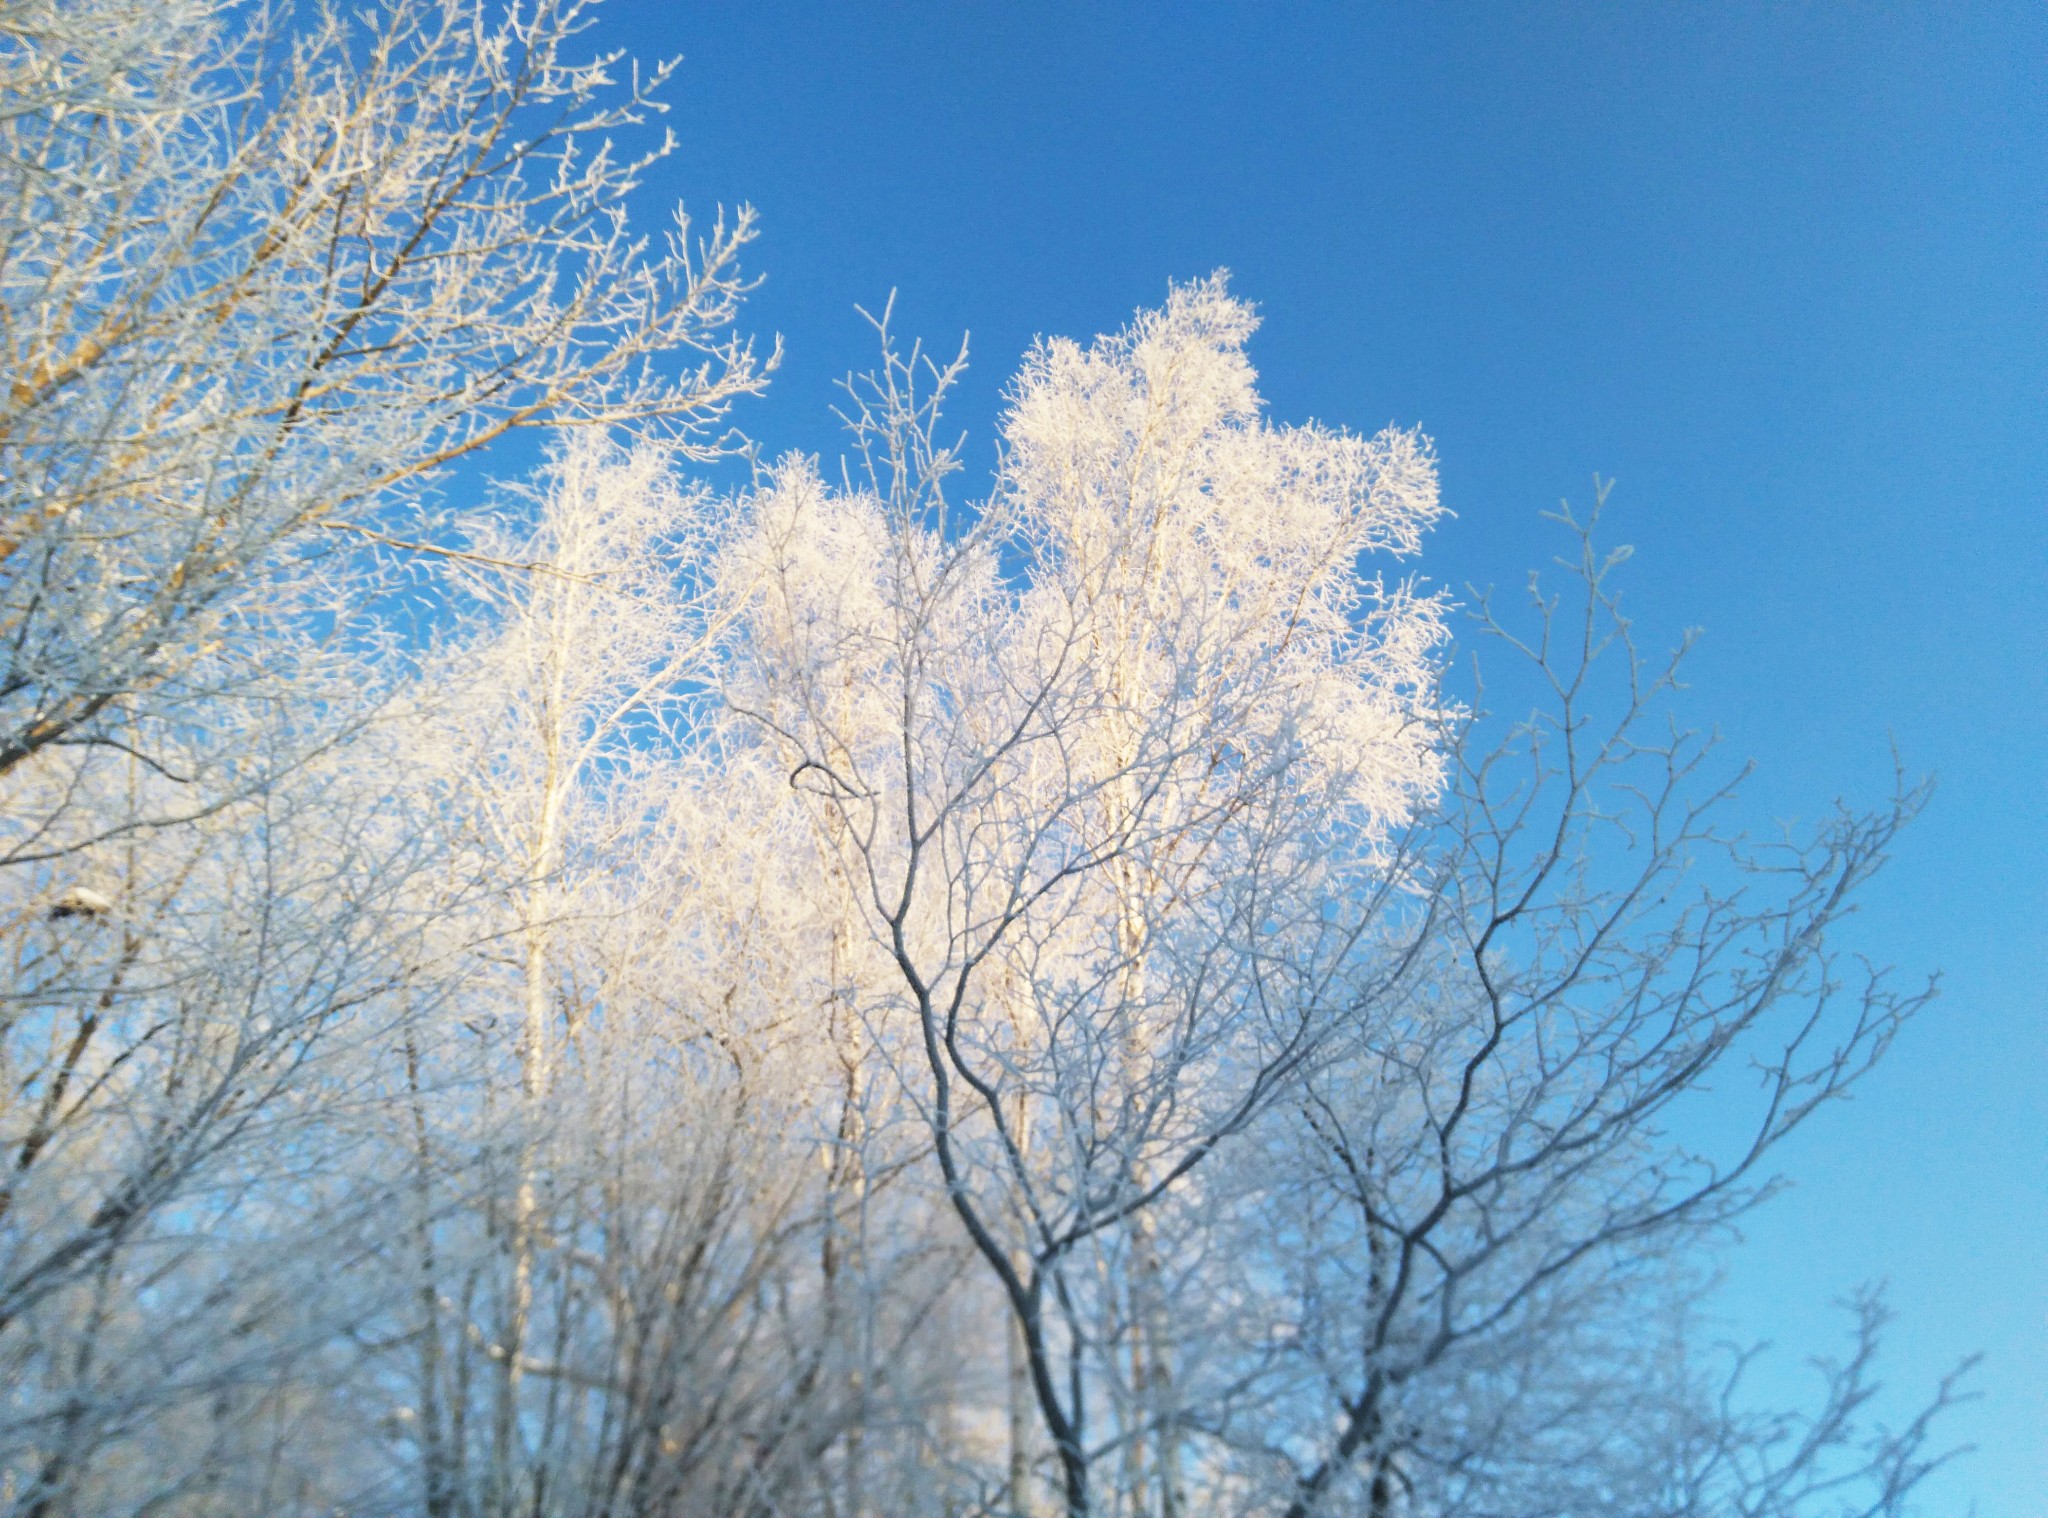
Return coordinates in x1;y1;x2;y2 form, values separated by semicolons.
606;4;2044;1507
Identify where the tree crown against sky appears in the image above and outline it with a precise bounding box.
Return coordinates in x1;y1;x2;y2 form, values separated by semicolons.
0;0;766;815
0;3;1982;1516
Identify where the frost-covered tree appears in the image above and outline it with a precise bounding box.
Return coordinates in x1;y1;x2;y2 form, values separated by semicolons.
0;0;765;811
721;283;1959;1518
0;2;778;1509
346;435;975;1518
0;0;1966;1501
1184;496;1963;1518
726;279;1450;1517
0;652;448;1516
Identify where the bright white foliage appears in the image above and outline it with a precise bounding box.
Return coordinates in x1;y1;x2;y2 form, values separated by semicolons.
738;277;1446;852
0;0;764;786
0;7;1955;1511
724;276;1454;1515
1001;276;1447;838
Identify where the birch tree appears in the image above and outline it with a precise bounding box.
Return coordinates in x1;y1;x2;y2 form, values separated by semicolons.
723;284;1960;1518
0;0;776;1506
0;0;1969;1500
355;435;973;1518
726;279;1449;1517
1188;496;1962;1518
0;0;766;818
0;653;444;1517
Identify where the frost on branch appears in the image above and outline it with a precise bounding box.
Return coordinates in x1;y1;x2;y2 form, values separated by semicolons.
723;275;1456;1517
0;17;1967;1500
0;0;770;798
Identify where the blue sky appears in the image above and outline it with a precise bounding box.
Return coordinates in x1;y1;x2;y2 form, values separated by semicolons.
602;3;2043;1507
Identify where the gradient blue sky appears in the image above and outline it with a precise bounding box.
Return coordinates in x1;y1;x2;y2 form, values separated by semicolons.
601;4;2043;1507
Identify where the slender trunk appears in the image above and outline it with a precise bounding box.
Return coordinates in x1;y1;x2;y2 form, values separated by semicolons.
452;1264;479;1502
495;874;552;1515
1058;1439;1090;1518
1130;1207;1183;1518
1006;1302;1036;1516
842;1400;867;1518
1110;784;1182;1518
1006;1090;1039;1518
406;1028;455;1518
1099;669;1161;1516
826;915;870;1518
1367;1452;1397;1518
1122;1301;1146;1510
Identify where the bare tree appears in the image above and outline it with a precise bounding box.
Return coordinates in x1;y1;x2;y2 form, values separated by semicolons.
719;286;1961;1518
0;4;1970;1500
348;434;972;1518
0;1;779;1505
1185;491;1963;1518
0;663;449;1517
0;0;767;806
724;279;1449;1517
